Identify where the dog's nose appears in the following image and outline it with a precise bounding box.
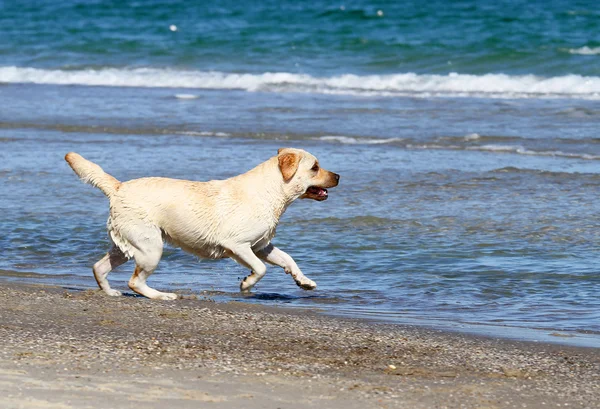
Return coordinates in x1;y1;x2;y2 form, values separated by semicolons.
334;173;340;182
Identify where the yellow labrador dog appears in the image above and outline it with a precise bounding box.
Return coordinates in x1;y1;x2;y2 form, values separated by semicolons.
65;148;339;300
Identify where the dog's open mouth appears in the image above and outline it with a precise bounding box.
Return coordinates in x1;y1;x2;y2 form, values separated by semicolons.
305;186;328;201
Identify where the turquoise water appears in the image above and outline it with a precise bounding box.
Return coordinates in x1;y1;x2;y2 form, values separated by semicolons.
2;0;600;76
2;0;600;98
1;0;600;346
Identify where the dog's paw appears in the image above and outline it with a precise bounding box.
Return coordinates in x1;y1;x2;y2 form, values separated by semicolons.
155;292;178;301
240;277;254;293
296;279;317;290
104;289;123;297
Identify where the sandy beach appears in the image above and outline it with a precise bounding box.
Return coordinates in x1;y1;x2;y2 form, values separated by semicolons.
0;282;597;409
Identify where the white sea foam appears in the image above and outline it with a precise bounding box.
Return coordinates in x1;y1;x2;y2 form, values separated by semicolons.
174;94;199;99
3;66;600;99
568;46;600;55
469;144;522;153
463;133;481;141
177;131;232;137
318;135;402;145
404;143;600;160
467;145;600;160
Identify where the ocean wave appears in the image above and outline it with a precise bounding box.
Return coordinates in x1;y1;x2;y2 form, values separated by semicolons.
174;94;199;99
317;135;403;145
437;134;524;144
567;46;600;55
463;133;481;141
317;135;600;160
3;66;600;99
491;167;600;178
177;130;232;137
466;145;600;160
402;143;600;160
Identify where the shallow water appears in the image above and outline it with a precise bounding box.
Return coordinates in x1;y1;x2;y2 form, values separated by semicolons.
1;83;599;347
1;0;600;346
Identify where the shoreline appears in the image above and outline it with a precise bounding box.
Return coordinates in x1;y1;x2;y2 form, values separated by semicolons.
2;269;598;349
0;281;599;408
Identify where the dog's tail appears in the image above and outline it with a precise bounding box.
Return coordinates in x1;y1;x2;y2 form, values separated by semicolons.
65;152;121;197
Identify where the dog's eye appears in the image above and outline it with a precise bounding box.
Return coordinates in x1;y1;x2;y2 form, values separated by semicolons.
311;163;319;171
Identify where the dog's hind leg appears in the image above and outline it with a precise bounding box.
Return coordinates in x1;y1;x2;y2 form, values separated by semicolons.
128;265;178;300
127;242;178;300
228;245;268;293
256;243;317;290
93;247;129;296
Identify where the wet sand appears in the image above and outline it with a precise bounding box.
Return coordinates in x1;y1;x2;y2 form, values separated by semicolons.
0;282;598;408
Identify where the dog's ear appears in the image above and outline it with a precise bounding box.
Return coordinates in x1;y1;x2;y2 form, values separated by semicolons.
278;151;300;182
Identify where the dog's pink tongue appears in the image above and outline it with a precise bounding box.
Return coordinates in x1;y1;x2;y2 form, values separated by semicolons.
307;186;328;198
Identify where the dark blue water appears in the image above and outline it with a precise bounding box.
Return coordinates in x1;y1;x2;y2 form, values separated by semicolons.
1;0;599;346
2;0;600;76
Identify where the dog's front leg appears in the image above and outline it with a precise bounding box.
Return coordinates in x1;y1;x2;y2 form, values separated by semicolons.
256;243;317;290
228;245;269;293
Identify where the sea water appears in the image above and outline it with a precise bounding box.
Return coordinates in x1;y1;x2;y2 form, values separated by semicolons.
1;0;599;346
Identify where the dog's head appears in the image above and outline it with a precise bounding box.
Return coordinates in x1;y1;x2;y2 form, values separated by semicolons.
277;148;339;201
